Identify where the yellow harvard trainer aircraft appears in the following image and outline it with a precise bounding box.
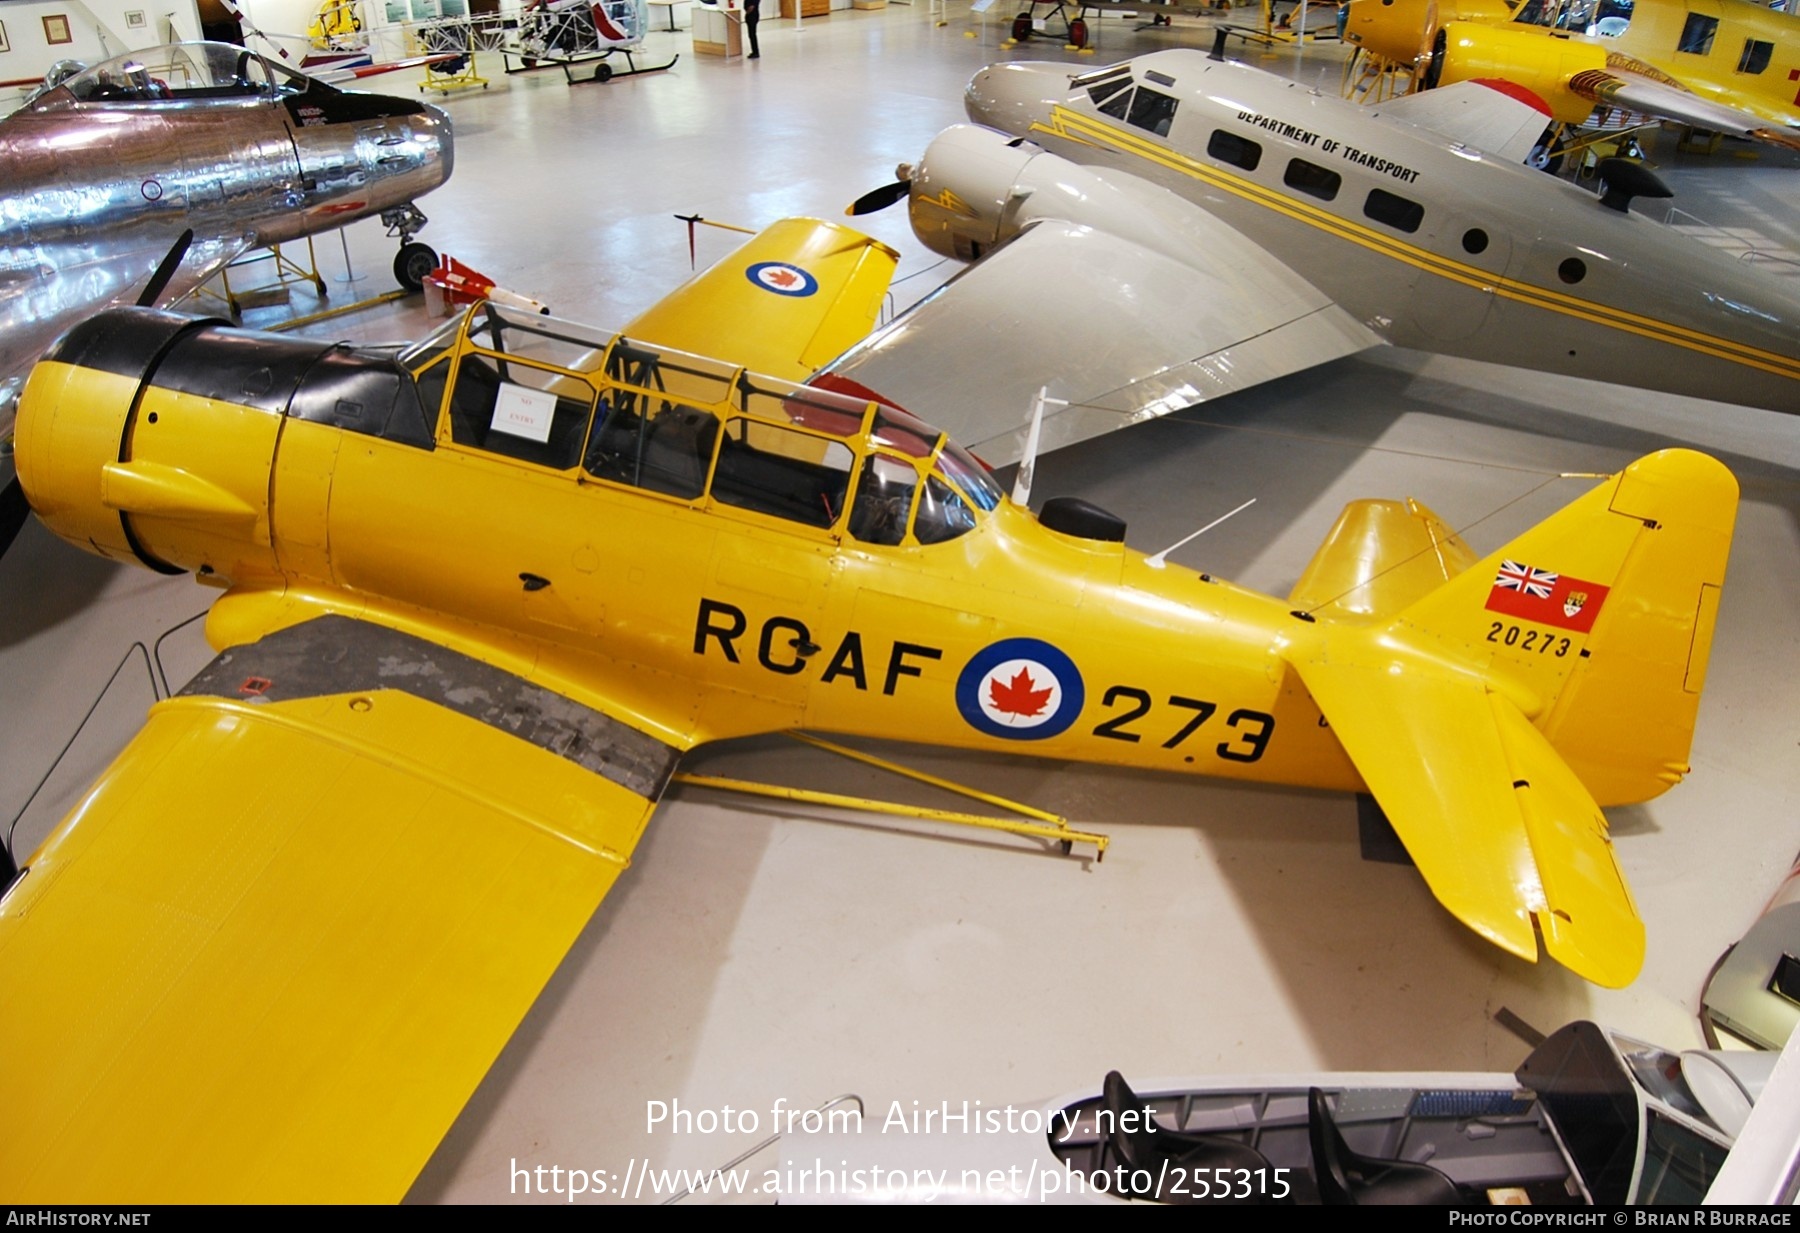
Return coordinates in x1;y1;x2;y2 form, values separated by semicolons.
1343;0;1800;146
2;217;1736;1201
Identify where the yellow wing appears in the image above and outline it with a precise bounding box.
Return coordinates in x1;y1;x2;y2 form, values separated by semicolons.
621;217;899;380
0;615;685;1202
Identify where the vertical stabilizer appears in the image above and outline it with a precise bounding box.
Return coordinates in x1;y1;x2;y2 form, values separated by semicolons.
1393;450;1737;805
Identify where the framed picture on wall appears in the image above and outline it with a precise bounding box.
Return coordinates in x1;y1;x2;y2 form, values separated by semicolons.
42;14;73;45
125;10;147;28
0;21;9;53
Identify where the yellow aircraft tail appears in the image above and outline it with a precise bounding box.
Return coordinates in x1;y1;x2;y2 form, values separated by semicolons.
1394;449;1738;805
1287;450;1737;986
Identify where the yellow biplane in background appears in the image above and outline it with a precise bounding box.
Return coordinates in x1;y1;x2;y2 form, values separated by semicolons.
1343;0;1800;154
1;216;1736;1200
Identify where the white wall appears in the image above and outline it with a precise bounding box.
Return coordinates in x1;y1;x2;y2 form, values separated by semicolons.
229;0;534;59
0;0;205;80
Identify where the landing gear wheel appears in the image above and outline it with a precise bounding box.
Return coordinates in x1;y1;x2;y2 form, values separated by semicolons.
1059;839;1073;856
1068;17;1087;46
1527;130;1566;176
593;62;613;82
394;242;438;292
1012;12;1032;38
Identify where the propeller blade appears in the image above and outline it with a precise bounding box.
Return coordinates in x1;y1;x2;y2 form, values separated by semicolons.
0;469;27;561
846;181;911;217
137;229;196;308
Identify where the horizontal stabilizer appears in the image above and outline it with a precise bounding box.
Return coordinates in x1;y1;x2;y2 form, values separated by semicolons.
1289;651;1643;986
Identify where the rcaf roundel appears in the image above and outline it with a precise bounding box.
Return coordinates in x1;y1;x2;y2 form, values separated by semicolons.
955;638;1085;741
745;261;818;297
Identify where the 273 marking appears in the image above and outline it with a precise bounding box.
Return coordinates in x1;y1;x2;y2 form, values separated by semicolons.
1091;685;1275;762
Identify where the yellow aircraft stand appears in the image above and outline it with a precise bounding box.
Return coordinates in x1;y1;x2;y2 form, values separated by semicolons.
1223;0;1341;48
1342;44;1415;104
192;238;327;317
419;50;490;94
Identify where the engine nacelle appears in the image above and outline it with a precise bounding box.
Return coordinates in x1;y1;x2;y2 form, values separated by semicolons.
1431;21;1608;124
905;125;1042;261
906;123;1270;281
1342;0;1512;69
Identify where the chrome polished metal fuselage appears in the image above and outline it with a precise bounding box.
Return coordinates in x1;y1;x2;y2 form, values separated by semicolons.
0;43;451;420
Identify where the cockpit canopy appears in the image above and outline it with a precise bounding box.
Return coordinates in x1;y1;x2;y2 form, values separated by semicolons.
402;304;1005;548
24;42;318;110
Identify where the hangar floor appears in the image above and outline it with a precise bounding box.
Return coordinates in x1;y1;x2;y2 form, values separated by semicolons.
2;6;1797;1203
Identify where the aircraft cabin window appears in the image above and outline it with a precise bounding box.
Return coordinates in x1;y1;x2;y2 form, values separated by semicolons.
1737;38;1774;74
1088;77;1133;109
1677;12;1717;54
585;392;719;499
1284;158;1341;202
1559;257;1588;285
850;454;919;546
1207;129;1263;172
583;338;737;499
711;419;854;529
1638;1112;1731;1204
1589;0;1633;36
446;353;593;472
1462;228;1490;254
413;353;452;424
1363;188;1423;234
1098;86;1135;121
914;476;979;545
936;442;1003;512
870;410;937;458
1126;88;1179;137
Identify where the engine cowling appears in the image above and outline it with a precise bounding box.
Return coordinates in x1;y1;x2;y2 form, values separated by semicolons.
1430;21;1608;124
1341;0;1512;70
18;308;431;586
905;125;1042;261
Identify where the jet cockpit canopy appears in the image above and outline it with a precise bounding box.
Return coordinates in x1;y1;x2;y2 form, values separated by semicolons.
24;42;316;111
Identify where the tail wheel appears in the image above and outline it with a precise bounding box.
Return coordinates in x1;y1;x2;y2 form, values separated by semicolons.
1012;12;1032;38
394;242;439;293
1068;17;1088;46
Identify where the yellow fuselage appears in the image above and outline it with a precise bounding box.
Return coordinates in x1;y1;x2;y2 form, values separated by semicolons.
19;306;1359;796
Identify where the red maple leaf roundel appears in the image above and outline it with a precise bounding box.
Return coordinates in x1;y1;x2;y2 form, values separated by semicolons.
989;667;1053;718
766;267;798;288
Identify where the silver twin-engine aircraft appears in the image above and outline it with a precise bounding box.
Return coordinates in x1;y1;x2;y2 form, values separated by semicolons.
834;48;1800;462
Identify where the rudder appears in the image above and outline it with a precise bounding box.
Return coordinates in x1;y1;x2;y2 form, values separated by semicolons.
1394;449;1737;806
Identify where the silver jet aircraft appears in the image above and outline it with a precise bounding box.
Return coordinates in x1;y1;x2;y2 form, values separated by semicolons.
831;47;1800;461
0;42;452;546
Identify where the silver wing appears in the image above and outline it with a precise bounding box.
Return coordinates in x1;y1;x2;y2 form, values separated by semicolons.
823;138;1380;464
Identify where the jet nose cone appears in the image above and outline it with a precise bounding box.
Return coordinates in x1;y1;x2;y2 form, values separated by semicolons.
422;101;455;181
964;62;1067;136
